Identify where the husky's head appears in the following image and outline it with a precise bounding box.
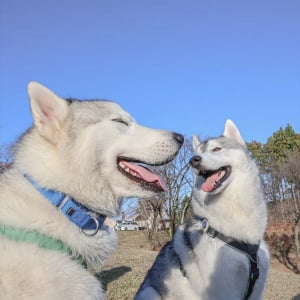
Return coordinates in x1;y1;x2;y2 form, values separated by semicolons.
15;82;183;215
190;119;249;197
190;120;267;242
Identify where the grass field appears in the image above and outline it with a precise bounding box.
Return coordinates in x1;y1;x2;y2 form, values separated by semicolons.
99;231;167;299
99;231;300;300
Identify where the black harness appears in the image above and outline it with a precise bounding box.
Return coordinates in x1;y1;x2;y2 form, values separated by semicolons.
180;216;260;300
204;226;260;299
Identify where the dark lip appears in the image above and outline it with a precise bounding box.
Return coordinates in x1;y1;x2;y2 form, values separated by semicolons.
116;156;170;192
117;156;175;167
198;165;231;177
198;165;232;190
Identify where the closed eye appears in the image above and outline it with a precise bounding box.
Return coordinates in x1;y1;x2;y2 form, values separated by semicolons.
212;147;222;152
112;118;129;126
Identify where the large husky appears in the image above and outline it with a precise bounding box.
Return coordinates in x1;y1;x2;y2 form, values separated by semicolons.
135;120;269;300
0;82;183;299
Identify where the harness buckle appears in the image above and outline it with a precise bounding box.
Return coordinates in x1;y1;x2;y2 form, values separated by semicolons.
200;218;209;233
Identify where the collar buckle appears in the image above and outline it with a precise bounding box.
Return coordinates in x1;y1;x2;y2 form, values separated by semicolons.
80;217;100;236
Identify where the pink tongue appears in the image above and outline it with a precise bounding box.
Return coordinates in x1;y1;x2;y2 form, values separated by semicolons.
120;160;167;191
202;171;222;192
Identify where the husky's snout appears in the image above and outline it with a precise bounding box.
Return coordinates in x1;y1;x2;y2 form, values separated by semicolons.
189;155;202;169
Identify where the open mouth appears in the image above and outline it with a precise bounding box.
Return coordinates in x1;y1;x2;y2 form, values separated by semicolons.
198;166;231;192
117;157;168;192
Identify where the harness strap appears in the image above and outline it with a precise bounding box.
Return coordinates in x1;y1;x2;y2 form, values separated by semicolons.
195;216;260;300
245;252;260;299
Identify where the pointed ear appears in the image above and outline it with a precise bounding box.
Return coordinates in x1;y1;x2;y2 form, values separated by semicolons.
192;134;201;151
223;119;246;147
28;81;69;143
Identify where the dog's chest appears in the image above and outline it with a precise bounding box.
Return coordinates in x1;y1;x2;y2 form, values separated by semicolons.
176;231;250;299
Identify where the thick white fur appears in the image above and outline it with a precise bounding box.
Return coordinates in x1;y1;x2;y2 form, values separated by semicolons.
0;82;182;299
136;120;269;300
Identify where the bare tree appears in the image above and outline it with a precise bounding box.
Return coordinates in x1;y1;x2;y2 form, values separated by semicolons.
134;138;193;240
163;137;193;237
135;196;165;240
265;150;300;273
278;150;300;261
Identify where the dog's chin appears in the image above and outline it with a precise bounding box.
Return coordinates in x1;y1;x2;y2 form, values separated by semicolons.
201;180;230;195
134;188;164;199
114;181;164;199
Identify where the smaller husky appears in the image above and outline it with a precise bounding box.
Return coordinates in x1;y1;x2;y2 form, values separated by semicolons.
135;120;269;300
0;82;183;299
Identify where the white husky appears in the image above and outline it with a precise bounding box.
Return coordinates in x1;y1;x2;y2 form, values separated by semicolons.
0;82;183;300
135;120;269;300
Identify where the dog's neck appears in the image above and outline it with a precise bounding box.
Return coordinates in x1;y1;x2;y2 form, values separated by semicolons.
24;174;107;236
192;192;267;244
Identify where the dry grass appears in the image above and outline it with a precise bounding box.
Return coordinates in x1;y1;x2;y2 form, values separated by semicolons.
98;231;167;300
99;231;300;300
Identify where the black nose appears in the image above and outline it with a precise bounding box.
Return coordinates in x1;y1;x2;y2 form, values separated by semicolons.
173;133;184;145
189;155;202;168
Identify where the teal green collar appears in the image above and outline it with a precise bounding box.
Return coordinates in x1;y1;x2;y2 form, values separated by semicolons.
0;224;86;266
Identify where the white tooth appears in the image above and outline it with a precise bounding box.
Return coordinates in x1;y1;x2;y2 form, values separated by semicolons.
119;162;125;168
132;171;141;178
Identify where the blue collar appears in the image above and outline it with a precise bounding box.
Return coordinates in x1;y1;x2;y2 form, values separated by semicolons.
24;174;106;236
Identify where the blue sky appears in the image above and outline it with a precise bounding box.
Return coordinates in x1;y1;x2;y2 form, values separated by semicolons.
0;0;299;146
